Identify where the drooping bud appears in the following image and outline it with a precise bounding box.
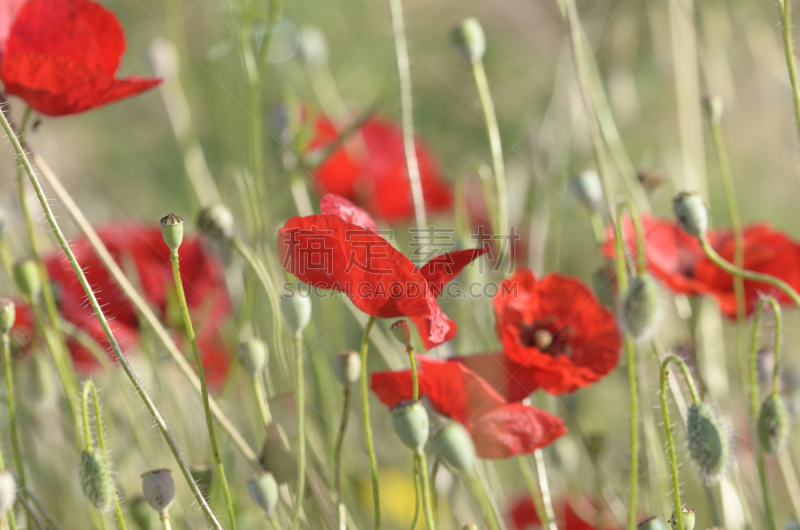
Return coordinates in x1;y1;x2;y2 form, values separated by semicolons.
13;259;41;302
670;507;696;530
432;422;475;474
450;18;486;64
298;26;329;66
622;273;660;340
190;462;213;498
159;213;184;253
569;170;604;211
390;320;412;349
638;516;668;530
79;450;114;511
333;350;361;386
673;192;708;238
686;402;729;483
197;203;235;241
0;298;15;335
391;400;430;452
702;95;723;124
281;289;311;333
0;470;16;516
248;472;279;516
237;338;268;376
141;469;175;513
758;394;790;454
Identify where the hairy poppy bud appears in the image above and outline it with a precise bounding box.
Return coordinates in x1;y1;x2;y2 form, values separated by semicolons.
638;516;668;530
0;298;15;335
622;273;660;340
197;203;235;241
673;192;708;238
190;462;213;498
13;259;40;302
390;320;412;349
237;338;268;376
333;350;361;386
248;472;279;516
391;400;430;452
702;95;723;124
0;470;16;516
160;213;184;253
281;289;311;333
569;170;604;211
686;402;729;483
141;469;175;513
451;18;485;64
433;422;475;474
79;450;114;512
758;394;790;454
670;507;695;530
298;25;329;66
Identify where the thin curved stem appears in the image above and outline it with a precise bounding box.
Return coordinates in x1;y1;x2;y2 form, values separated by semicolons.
334;385;352;530
410;458;420;530
469;469;503;530
291;331;306;530
616;199;647;275
778;0;800;161
2;333;24;497
254;374;272;430
518;455;555;530
416;451;436;530
359;317;380;529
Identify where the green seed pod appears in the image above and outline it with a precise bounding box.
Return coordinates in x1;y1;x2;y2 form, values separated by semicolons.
622;273;660;340
333;350;361;386
248;472;279;516
160;213;184;253
391;400;430;452
569;170;604;211
298;25;329;66
79;449;114;512
281;290;311;333
450;18;485;64
141;469;175;513
670;507;695;530
390;320;412;349
702;95;723;124
758;394;790;454
0;470;16;516
0;298;16;335
686;402;729;483
673;192;708;238
197;203;235;241
13;259;41;302
190;462;213;498
237;338;268;376
638;517;668;530
433;422;476;474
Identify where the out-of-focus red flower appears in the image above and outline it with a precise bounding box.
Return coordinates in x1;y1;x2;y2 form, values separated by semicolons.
0;0;25;56
603;215;800;318
279;194;487;349
309;115;453;223
510;496;620;530
0;0;160;116
371;355;566;458
19;223;232;381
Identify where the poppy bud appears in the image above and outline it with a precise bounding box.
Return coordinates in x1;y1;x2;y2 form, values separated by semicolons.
13;259;41;302
0;470;16;516
190;462;213;498
686;402;729;483
79;450;114;512
433;422;476;474
141;469;175;513
622;273;660;340
237;338;268;376
159;213;184;253
569;170;604;211
450;18;486;64
638;516;668;530
298;26;329;66
758;394;790;454
670;507;695;530
702;95;723;124
333;350;361;386
391;400;430;452
585;433;605;460
390;320;412;349
672;192;708;238
281;289;311;333
0;298;15;335
248;472;279;516
197;203;235;241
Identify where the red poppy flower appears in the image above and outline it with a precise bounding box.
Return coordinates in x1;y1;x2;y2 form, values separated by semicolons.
279;194;487;349
0;0;25;56
309;114;453;223
1;0;160;116
371;355;566;458
19;222;232;381
510;495;620;530
603;215;800;318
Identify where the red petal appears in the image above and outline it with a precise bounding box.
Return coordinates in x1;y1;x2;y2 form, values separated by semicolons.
0;0;26;56
467;402;566;459
455;352;539;402
319;193;378;233
419;247;490;298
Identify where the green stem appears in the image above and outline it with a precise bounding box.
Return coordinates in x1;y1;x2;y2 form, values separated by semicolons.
169;251;235;529
291;331;306;530
160;512;172;530
334;385;352;530
359;317;380;530
518;455;554;530
778;0;800;160
254;374;272;430
467;471;502;530
2;333;24;496
416;451;436;530
410;458;420;530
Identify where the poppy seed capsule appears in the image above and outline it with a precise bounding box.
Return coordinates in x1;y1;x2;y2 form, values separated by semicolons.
0;470;16;516
569;170;604;211
670;507;695;530
333;350;361;386
248;472;279;516
673;192;709;238
622;273;660;340
638;517;668;530
758;394;790;454
451;18;486;64
298;25;329;66
141;469;175;513
159;213;184;253
79;449;114;512
0;298;15;335
686;402;729;483
281;290;312;333
390;320;412;349
237;338;268;376
197;203;235;241
13;259;41;302
391;400;430;452
433;422;476;474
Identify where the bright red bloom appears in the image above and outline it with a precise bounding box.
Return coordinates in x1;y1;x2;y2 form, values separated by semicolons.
279;194;487;349
309;115;453;223
1;0;160;116
603;215;800;318
371;355;566;458
510;496;620;530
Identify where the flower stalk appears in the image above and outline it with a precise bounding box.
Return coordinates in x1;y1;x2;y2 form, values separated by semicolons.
360;317;380;529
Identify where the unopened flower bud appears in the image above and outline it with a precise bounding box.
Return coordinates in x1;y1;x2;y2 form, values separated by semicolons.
79;450;114;511
638;516;668;530
190;462;213;498
758;394;790;454
451;18;485;64
0;470;16;516
390;320;412;349
686;402;729;483
197;203;235;241
13;259;40;302
248;472;279;516
622;273;660;340
281;289;311;333
298;26;329;66
703;95;723;124
160;213;184;253
673;192;708;238
333;350;361;386
391;400;430;452
0;299;15;335
570;170;604;211
433;422;475;474
670;507;695;530
141;469;175;513
237;338;268;376
585;433;605;460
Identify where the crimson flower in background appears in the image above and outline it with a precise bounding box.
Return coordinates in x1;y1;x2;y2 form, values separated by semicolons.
279;194;487;349
603;215;800;318
0;0;160;116
510;496;619;530
0;0;25;55
371;355;566;458
309;115;453;223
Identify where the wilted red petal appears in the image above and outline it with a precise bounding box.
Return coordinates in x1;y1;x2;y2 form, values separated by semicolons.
455;351;539;402
419;247;489;298
467;402;565;458
319;193;379;233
